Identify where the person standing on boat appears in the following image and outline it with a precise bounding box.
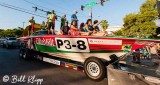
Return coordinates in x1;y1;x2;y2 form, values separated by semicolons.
60;14;66;28
71;10;78;27
47;10;57;35
28;16;35;36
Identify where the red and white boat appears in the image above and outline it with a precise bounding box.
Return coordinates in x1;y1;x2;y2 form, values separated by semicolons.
19;33;159;81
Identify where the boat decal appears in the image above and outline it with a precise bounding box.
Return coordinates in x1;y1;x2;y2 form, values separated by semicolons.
88;39;122;45
55;38;90;52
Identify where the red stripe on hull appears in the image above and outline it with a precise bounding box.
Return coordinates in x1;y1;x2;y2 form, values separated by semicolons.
89;44;122;51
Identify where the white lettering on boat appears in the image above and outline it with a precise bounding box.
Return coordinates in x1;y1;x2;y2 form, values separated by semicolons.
35;38;55;46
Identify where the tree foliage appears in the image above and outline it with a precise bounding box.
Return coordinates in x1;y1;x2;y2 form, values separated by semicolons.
100;20;109;31
0;27;24;37
115;0;158;38
113;29;122;36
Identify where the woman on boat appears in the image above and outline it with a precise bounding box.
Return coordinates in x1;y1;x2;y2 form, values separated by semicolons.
93;20;101;33
91;20;108;36
69;21;79;36
79;22;89;36
79;22;85;32
85;19;94;35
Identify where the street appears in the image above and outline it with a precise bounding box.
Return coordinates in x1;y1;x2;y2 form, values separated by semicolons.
0;47;107;85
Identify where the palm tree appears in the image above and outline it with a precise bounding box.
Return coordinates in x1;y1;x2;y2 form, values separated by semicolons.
100;20;109;31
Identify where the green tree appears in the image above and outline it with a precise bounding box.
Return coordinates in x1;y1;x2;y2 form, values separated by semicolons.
120;0;158;38
100;20;109;31
113;30;122;36
0;27;24;37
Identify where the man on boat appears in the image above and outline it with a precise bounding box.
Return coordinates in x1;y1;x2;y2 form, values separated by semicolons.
60;21;70;35
28;16;35;36
71;10;78;27
47;10;57;35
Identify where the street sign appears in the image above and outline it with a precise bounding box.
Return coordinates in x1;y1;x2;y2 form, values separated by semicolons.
85;2;96;8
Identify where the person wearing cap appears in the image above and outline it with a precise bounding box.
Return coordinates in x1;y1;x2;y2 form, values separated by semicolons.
60;14;67;28
71;10;78;27
28;16;35;36
60;21;70;35
47;10;57;35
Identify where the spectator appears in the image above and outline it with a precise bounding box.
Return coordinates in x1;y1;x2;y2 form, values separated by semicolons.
133;48;141;63
71;10;78;27
69;21;79;36
41;21;46;30
150;44;160;65
60;14;66;28
47;10;57;35
61;21;70;35
28;16;35;36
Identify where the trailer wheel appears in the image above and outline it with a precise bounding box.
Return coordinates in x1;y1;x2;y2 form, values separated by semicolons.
6;44;9;48
2;44;5;48
19;49;23;58
22;49;30;60
84;57;106;81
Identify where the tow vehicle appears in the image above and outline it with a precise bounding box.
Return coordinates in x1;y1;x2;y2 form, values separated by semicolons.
3;37;19;48
0;37;6;46
18;31;158;82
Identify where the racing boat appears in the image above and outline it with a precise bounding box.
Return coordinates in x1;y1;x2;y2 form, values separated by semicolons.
18;34;160;81
19;35;158;62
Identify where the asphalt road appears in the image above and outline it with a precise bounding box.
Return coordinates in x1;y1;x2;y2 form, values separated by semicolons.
0;47;108;85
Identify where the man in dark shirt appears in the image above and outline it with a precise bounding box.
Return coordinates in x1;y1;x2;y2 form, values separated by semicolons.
60;14;66;28
61;21;70;35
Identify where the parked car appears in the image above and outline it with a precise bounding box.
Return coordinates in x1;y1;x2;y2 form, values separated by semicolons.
3;37;19;48
0;37;6;46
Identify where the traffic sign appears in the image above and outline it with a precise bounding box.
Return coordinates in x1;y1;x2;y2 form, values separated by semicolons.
85;2;96;8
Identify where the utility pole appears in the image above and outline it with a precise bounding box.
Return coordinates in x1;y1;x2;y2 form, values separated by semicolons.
22;22;25;29
89;7;93;21
91;7;92;22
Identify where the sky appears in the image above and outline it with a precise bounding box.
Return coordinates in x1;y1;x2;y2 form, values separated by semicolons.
0;0;146;31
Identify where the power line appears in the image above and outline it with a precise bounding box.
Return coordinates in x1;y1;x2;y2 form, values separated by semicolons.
0;2;46;15
0;2;73;27
37;0;72;12
0;3;70;26
0;3;46;18
23;0;50;10
23;0;88;18
23;0;69;15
